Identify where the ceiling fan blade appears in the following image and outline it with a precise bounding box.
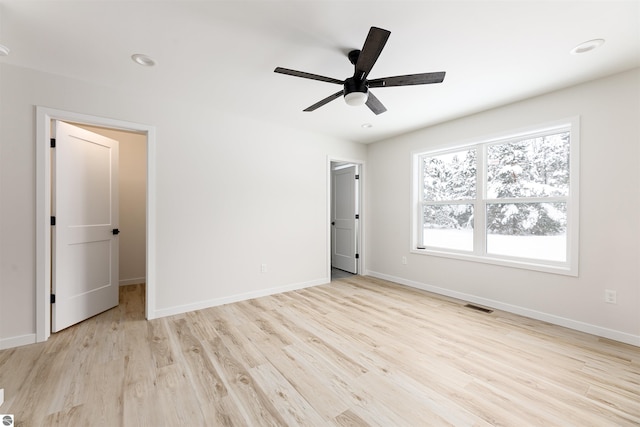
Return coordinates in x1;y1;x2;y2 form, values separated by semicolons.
355;27;391;81
303;90;344;112
365;91;387;115
368;71;446;88
274;67;343;85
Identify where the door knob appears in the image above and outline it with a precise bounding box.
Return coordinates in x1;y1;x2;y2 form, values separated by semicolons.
112;229;120;235
331;221;335;226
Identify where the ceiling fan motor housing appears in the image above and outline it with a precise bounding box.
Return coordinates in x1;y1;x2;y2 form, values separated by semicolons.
344;77;369;105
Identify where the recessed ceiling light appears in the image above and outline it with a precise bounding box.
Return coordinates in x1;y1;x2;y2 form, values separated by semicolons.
131;53;156;66
570;39;605;55
361;123;373;129
0;44;10;56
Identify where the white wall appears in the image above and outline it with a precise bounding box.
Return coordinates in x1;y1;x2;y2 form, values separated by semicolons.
0;63;366;348
365;68;640;345
77;124;147;286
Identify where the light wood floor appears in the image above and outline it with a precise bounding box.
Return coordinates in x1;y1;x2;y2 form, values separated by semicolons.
1;276;639;426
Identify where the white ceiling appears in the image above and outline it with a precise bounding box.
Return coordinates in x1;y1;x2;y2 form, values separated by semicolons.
1;1;639;144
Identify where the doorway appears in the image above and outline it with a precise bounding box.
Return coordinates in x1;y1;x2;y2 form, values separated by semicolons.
74;123;147;284
36;107;156;342
330;160;363;281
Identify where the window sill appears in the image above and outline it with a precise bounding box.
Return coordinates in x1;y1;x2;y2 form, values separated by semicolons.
410;247;578;276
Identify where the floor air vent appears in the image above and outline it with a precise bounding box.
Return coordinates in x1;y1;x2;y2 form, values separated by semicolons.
464;304;493;314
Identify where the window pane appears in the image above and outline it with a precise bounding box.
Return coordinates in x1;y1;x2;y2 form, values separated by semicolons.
486;202;566;261
422;204;474;251
487;132;569;199
423;149;476;201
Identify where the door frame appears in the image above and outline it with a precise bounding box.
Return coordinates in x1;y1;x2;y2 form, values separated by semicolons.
327;156;365;279
36;107;157;342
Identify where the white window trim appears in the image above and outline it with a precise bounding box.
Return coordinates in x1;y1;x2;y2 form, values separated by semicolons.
411;117;580;276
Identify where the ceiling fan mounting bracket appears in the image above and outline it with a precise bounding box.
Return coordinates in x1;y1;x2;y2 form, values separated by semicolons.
348;49;361;66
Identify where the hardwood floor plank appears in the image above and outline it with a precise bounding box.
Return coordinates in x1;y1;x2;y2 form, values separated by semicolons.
153;363;207;426
460;352;601;426
262;308;369;379
42;404;86;426
80;358;125;426
334;409;370;427
122;317;161;427
166;317;241;425
190;309;268;369
148;319;176;369
205;336;290;426
249;362;327;426
237;321;351;419
0;345;45;410
585;383;640;423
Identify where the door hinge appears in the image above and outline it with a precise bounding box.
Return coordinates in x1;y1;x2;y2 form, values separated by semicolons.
355;174;359;180
50;138;56;148
50;294;56;304
355;253;360;259
50;216;56;226
355;214;359;219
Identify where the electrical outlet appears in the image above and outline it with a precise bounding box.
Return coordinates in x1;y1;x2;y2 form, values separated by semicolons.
261;263;267;273
401;256;407;265
605;289;617;304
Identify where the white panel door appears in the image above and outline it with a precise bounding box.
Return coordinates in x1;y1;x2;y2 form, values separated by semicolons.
331;165;358;274
52;121;119;332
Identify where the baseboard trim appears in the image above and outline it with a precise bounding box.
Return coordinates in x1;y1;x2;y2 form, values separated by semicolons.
152;277;330;319
119;277;146;286
367;271;640;347
0;333;36;350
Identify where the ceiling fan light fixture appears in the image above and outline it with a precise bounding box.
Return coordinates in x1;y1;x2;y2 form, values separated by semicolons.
344;91;369;106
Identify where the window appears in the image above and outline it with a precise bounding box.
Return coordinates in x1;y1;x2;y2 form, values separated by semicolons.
420;148;477;252
413;118;579;275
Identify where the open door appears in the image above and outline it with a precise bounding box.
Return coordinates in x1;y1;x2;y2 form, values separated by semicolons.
51;121;119;332
331;164;359;274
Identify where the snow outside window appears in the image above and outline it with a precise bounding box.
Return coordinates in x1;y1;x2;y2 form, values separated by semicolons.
413;118;579;276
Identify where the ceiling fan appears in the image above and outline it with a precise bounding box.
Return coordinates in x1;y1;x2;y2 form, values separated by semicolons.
274;26;446;115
